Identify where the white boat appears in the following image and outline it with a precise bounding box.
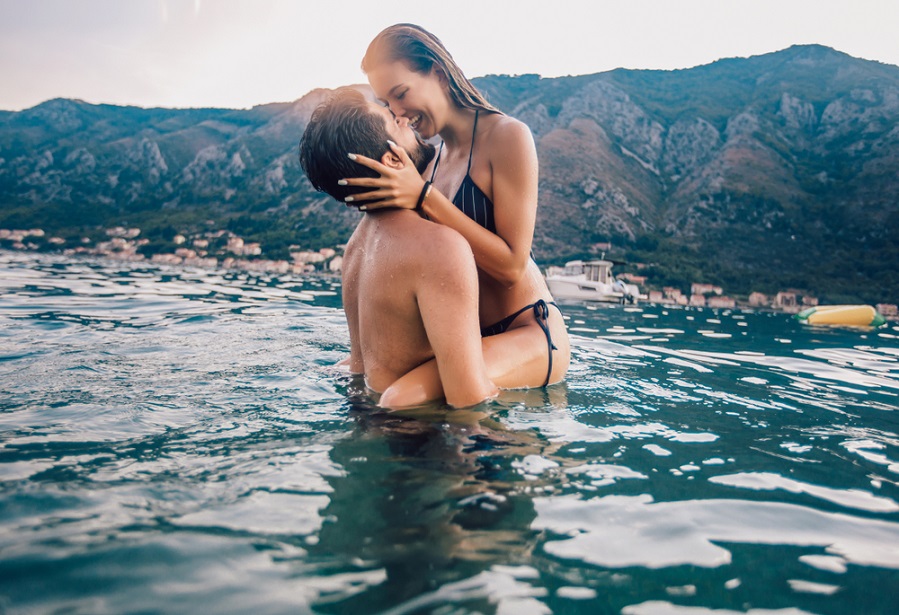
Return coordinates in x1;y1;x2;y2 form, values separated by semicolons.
544;259;640;304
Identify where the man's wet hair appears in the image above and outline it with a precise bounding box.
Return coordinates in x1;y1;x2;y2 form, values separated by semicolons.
299;87;388;202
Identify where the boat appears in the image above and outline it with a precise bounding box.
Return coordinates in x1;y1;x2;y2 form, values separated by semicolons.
795;304;886;327
544;259;641;304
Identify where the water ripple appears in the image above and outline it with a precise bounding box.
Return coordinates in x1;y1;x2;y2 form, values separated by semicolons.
3;251;899;614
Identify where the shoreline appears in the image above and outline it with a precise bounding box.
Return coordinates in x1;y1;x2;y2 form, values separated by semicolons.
4;247;895;322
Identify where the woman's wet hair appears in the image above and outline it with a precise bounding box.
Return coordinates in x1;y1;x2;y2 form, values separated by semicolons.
362;23;499;114
298;87;387;202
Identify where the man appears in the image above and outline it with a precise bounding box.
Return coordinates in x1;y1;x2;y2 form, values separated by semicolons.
299;87;497;408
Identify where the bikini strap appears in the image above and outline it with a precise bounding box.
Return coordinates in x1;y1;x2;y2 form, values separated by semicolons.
429;141;444;182
429;109;477;180
533;299;559;387
466;109;479;174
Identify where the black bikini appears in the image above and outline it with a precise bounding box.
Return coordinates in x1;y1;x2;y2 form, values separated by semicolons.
430;110;561;387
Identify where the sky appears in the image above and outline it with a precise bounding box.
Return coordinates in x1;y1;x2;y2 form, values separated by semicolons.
2;0;898;111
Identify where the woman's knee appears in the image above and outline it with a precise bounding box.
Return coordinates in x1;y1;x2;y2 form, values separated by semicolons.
378;363;444;409
379;382;429;409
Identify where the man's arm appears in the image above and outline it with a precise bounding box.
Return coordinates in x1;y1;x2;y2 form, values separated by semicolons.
415;230;497;407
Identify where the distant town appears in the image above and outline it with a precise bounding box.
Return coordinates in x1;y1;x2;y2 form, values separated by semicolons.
623;273;896;320
1;226;343;276
3;226;897;321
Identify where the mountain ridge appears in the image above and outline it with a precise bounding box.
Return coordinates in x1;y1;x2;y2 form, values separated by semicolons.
2;45;897;303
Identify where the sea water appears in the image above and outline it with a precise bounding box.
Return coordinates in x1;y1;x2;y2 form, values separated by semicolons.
1;249;898;615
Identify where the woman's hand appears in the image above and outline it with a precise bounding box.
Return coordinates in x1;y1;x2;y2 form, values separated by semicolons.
340;141;425;212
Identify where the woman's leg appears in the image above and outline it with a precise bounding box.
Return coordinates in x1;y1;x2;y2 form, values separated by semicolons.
378;309;570;408
377;358;443;408
485;306;570;388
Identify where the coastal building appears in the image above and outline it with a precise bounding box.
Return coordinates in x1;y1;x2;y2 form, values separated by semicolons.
775;291;801;313
152;254;182;265
106;227;140;239
691;283;723;296
221;236;262;256
291;250;326;264
1;229;46;242
183;257;218;268
689;294;707;307
620;273;647;285
877;304;898;320
772;290;817;313
708;295;736;308
775;291;797;308
663;287;687;305
748;292;769;307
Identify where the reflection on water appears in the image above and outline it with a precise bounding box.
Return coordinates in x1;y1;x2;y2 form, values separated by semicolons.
1;250;898;614
305;398;551;614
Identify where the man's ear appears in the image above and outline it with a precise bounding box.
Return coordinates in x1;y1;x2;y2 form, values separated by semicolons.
381;148;403;169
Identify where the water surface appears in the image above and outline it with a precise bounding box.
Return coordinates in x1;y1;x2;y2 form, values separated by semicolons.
2;250;898;614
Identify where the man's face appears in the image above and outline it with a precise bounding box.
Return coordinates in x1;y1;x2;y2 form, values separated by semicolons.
367;101;436;174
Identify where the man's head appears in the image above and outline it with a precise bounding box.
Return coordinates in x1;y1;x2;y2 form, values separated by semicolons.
299;87;436;202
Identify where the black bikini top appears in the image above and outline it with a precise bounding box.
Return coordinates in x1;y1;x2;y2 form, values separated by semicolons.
430;110;497;233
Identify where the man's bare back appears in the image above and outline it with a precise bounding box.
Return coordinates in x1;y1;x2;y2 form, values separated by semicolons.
342;208;495;408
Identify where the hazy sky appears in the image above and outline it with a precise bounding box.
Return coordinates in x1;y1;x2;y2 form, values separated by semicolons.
2;0;898;111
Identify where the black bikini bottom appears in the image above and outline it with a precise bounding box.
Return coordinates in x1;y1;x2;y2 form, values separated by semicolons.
480;300;561;387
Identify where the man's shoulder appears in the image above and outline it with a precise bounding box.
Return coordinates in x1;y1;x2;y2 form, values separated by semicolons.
419;229;475;288
409;217;469;254
376;217;470;282
342;223;364;261
352;214;472;269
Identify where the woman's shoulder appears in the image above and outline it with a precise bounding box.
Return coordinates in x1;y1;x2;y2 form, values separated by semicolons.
481;113;537;163
482;112;533;141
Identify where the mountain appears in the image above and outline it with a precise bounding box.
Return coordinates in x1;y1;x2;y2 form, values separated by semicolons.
2;46;898;303
475;45;899;302
0;89;364;259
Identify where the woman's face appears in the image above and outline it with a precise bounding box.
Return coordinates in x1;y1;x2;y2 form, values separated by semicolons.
367;101;436;173
367;61;447;139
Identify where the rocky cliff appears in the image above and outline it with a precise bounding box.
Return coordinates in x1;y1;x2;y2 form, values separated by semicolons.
477;45;899;301
0;88;363;258
2;46;897;301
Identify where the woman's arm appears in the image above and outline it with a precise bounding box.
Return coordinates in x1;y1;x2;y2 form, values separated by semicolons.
343;118;540;287
422;118;538;287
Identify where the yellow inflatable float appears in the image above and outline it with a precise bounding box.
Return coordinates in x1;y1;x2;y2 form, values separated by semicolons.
795;305;886;327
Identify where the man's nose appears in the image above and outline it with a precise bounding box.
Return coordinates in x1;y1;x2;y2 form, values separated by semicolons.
395;115;409;127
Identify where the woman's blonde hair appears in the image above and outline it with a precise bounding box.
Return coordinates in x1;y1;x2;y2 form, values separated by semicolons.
362;23;500;114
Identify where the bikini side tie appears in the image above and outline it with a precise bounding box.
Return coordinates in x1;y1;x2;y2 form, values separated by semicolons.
533;299;558;387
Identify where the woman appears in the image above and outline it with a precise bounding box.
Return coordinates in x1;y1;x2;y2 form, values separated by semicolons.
343;23;569;407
